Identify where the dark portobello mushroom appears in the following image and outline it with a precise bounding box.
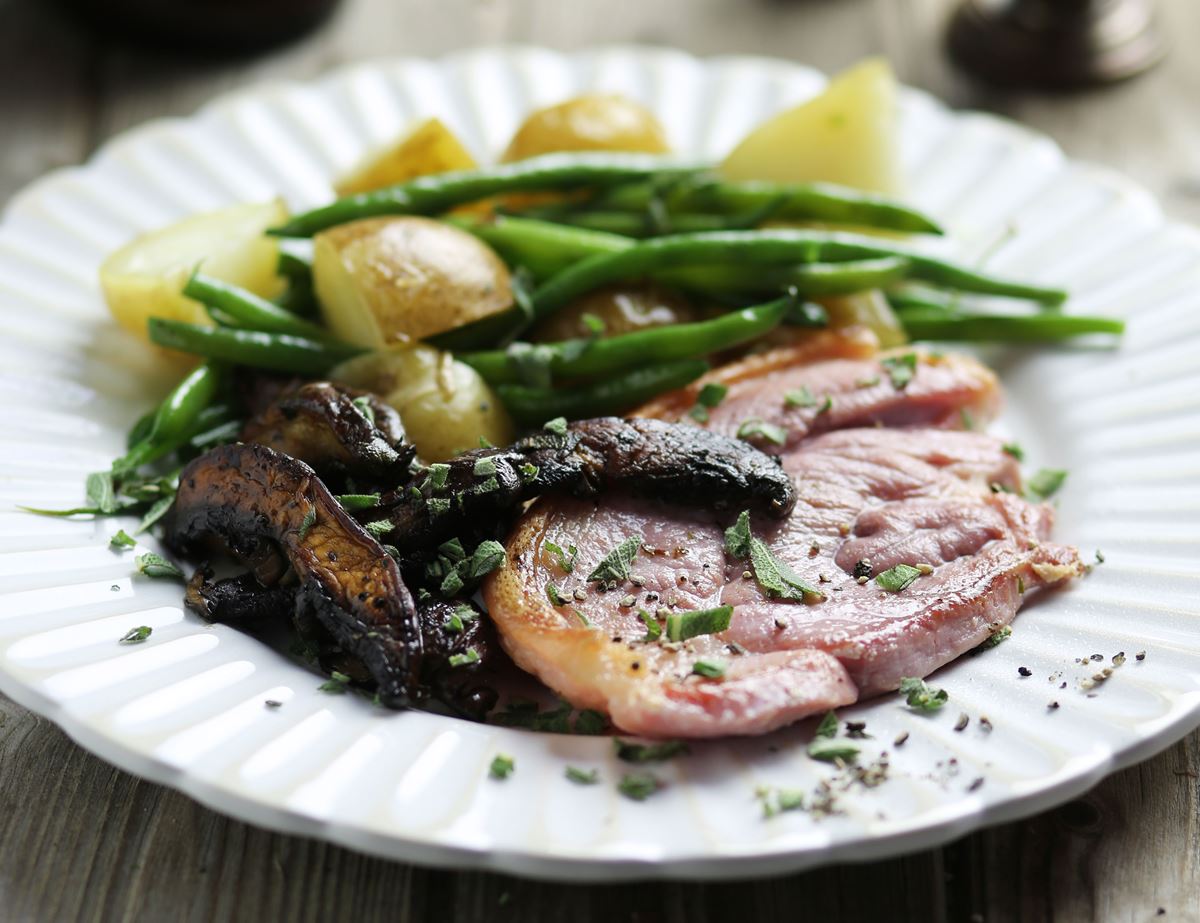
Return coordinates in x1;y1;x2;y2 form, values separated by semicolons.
372;416;796;553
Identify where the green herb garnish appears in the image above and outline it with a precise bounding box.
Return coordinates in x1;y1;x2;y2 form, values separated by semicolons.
134;552;184;580
473;457;498;477
546;583;567;606
784;385;818;408
898;676;949;712
638;609;662;642
689;382;729;422
318;670;352;694
427;462;450;491
975;625;1012;652
617;772;661;801
297;505;317;540
119;626;152;644
448;649;481;668
587;534;640;587
489;754;515;779
351;395;375;425
545;540;577;573
335;493;381;510
724;510;752;558
1001;442;1025;461
109;529;136;550
691;658;726;679
543;416;569;437
875;563;923;592
814;710;838;739
748;538;824;600
614;738;689;763
806;737;860;763
757;787;806;818
86;471;118;514
882;352;918;390
565;766;599;785
665;605;733;642
1027;467;1068;500
737;418;788;446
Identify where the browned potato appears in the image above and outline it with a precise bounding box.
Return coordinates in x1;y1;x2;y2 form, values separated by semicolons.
530;285;697;342
313;216;513;347
501;94;670;162
755;290;905;352
335;118;477;196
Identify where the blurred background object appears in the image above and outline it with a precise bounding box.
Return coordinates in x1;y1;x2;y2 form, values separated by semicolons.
947;0;1164;87
55;0;343;51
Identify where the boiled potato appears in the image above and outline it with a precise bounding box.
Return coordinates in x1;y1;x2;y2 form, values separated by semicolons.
531;285;697;342
331;345;514;462
501;94;670;162
313;216;513;347
334;118;478;196
721;58;901;194
99;199;287;346
822;290;907;348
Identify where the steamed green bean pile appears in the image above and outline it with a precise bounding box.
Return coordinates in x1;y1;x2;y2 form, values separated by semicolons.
98;151;1117;488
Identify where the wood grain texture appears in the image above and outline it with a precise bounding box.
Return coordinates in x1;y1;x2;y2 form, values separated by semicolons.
1;0;1197;919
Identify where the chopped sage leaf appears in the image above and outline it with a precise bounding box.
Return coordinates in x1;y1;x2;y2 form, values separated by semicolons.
882;352;918;390
1001;442;1025;462
545;540;577;573
666;605;733;643
697;382;728;408
86;471;118;515
297;506;317;540
737;418;787;446
817;394;833;414
520;463;539;481
807;737;860;763
351;395;375;425
364;519;392;540
565;766;599;785
134;552;184;580
898;676;949;712
875;563;923;592
318;670;352;694
814;710;838;739
975;625;1012;652
427;462;450;491
543;416;569;437
580;312;606;336
119;625;152;644
109;529;136;550
546;583;567;606
587;534;640;587
489;754;515;779
463;540;505;581
724;510;752;558
784;385;818;409
335;493;381;510
448;649;481;668
757;787;806;818
439;538;467;561
136;495;175;534
638;609;662;642
473;457;498;477
1027;467;1068;500
749;537;824;600
614;738;689;763
617;771;662;801
573;709;607;735
691;658;726;679
960;408;975;431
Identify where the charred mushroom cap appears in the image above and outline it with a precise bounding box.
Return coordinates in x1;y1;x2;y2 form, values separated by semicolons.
184;567;297;624
374;416;797;553
165;442;424;707
239;381;415;482
418;598;500;720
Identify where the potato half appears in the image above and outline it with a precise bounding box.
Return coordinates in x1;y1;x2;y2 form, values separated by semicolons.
501;93;670;162
721;58;901;194
313;216;513;347
331;345;514;462
99;199;287;345
334;118;478;196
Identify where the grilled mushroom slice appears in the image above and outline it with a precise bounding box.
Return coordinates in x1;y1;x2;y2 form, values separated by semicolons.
185;567;297;624
372;416;796;553
240;381;415;483
165;442;424;707
418;598;501;720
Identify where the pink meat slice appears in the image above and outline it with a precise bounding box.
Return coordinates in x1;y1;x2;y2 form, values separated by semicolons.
484;428;1083;738
641;349;1001;453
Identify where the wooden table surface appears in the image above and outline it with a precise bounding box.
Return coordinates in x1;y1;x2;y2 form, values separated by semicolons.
1;0;1197;919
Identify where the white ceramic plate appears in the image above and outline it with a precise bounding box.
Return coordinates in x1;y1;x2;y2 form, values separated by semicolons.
1;46;1198;882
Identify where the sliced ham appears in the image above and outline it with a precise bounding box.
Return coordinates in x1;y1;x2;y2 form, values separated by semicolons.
484;427;1082;738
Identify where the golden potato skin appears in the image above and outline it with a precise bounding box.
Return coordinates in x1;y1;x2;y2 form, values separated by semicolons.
530;285;697;342
501;94;670;162
313;216;513;347
334;118;477;196
331;345;514;463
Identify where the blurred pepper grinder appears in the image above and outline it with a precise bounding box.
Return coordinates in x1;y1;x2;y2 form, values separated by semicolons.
57;0;342;52
947;0;1164;88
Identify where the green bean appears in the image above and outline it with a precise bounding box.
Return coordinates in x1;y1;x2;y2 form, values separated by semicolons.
461;294;794;385
530;230;1067;319
897;311;1124;342
504;208;738;238
276;238;314;278
450;214;634;281
658;256;912;298
113;361;223;472
148;318;364;375
270;153;705;237
591;177;944;235
184;272;332;340
495;359;709;424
